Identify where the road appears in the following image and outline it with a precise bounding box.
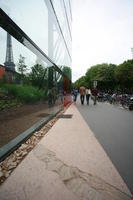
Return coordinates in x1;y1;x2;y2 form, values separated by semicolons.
76;96;133;193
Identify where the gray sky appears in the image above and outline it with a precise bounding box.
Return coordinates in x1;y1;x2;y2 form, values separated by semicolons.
1;0;133;82
72;0;133;82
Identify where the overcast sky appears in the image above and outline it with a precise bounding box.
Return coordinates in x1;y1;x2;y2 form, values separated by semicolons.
1;0;133;82
72;0;133;82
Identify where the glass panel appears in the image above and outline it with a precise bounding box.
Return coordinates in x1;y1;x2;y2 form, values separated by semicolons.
64;0;72;30
0;0;49;55
0;28;64;148
43;0;72;64
0;0;72;66
53;24;71;67
52;0;72;49
0;0;72;151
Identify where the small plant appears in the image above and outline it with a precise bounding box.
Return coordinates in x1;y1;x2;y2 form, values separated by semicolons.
1;84;45;104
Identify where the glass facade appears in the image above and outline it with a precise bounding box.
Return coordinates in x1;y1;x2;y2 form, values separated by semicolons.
0;1;72;151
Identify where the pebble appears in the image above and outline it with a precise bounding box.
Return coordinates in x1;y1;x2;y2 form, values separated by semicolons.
0;171;3;178
6;158;14;167
19;144;28;150
21;151;28;157
5;171;11;178
8;163;17;170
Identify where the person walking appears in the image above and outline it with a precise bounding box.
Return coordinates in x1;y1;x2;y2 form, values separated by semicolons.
73;87;78;103
79;86;86;105
91;86;98;105
86;87;91;105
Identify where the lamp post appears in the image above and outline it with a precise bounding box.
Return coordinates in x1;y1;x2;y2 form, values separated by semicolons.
93;80;97;88
131;48;133;60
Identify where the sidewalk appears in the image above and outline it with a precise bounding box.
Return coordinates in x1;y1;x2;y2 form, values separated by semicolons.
0;103;132;200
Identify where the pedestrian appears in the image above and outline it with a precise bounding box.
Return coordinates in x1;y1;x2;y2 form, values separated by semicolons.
79;86;86;105
86;87;91;105
91;86;98;105
48;88;53;107
73;87;78;103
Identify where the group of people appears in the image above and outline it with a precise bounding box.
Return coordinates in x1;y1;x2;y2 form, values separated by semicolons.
73;86;98;105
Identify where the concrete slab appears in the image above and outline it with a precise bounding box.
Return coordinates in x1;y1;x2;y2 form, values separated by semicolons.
0;104;132;200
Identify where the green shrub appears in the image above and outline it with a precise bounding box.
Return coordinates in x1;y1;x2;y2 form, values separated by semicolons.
1;84;45;103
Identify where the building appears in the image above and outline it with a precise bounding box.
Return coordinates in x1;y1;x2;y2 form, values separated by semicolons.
0;65;5;80
0;64;17;83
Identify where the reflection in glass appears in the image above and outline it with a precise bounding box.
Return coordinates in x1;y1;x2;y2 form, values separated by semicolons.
0;29;63;148
0;1;72;152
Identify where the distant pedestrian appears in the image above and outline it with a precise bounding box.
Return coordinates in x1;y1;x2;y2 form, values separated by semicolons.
91;86;98;105
73;87;78;102
86;87;91;105
79;86;86;105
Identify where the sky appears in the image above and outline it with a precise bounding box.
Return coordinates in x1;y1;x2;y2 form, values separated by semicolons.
72;0;133;82
1;0;133;82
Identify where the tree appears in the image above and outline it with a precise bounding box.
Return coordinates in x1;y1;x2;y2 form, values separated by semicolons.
85;63;117;90
17;54;28;84
62;66;72;81
74;59;133;92
29;64;47;89
115;60;133;91
74;76;87;88
17;54;28;76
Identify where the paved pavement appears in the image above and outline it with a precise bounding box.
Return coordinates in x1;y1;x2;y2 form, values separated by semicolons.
0;103;132;199
76;96;133;193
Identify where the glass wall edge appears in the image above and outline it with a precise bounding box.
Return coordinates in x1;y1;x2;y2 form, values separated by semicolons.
44;0;72;61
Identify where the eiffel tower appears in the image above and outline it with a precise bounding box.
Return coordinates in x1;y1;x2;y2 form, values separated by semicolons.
4;33;15;71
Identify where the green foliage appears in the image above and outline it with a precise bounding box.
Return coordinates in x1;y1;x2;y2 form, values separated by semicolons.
115;60;133;88
86;63;116;80
86;63;117;90
0;99;22;111
74;60;133;91
62;66;72;81
29;64;47;89
17;54;28;75
1;84;45;103
74;76;87;88
17;54;29;85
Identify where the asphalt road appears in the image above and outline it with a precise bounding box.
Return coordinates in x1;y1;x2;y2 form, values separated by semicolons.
76;96;133;193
